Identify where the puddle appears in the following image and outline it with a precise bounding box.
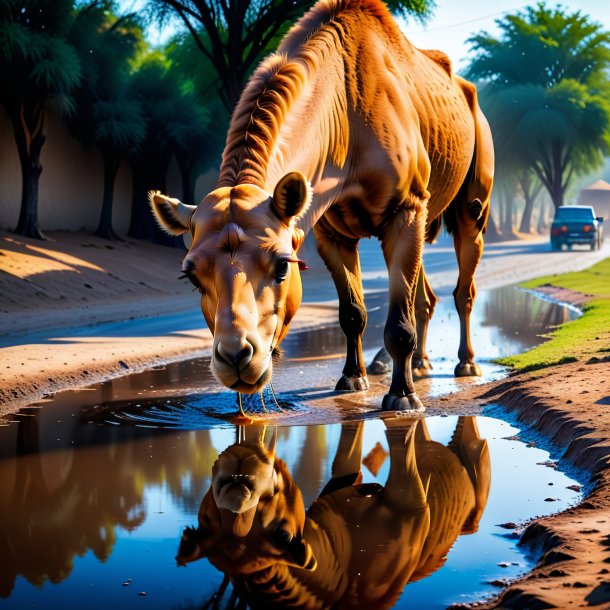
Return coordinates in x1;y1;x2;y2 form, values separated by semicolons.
0;285;574;429
0;415;582;609
0;285;583;608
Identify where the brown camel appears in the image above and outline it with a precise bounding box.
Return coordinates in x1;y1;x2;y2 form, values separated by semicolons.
176;417;491;608
150;0;494;411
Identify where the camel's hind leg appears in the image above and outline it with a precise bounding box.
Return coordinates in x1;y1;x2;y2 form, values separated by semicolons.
314;225;369;391
413;264;437;378
452;199;486;377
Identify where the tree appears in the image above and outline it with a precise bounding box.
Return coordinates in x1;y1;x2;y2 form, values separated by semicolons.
67;2;146;239
0;0;81;239
149;0;435;112
127;52;210;242
466;4;610;212
166;32;227;203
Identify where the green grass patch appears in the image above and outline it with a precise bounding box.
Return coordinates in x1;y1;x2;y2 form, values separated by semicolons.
497;257;610;370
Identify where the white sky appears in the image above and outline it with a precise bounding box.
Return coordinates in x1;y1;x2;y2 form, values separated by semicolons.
402;0;610;72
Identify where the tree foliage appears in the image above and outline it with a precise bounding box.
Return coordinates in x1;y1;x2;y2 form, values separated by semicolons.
67;1;147;239
149;0;435;111
466;3;610;211
0;0;82;238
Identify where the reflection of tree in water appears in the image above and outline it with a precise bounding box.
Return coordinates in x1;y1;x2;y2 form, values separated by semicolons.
481;288;573;350
0;417;218;598
0;418;145;597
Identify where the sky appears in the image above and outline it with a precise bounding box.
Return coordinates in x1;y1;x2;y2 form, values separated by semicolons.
131;0;610;71
402;0;610;71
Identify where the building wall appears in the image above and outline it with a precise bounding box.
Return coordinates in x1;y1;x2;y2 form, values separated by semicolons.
578;191;610;220
0;111;135;233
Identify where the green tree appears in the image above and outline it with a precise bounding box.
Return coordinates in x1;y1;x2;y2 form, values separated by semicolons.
466;3;610;212
127;52;209;243
67;2;146;239
0;0;81;239
149;0;435;112
167;31;228;203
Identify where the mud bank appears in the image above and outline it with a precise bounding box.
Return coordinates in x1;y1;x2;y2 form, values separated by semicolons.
443;358;610;609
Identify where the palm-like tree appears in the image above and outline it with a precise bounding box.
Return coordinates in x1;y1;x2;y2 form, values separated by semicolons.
0;0;82;239
466;4;610;213
67;2;146;239
127;53;210;243
149;0;435;113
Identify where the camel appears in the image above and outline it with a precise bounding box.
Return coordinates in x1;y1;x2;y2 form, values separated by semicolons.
150;0;494;411
176;417;491;608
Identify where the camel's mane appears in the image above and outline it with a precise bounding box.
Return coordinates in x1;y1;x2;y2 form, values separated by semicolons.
216;0;399;188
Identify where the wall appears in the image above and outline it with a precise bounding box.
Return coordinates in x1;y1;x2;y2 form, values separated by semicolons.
0;111;135;233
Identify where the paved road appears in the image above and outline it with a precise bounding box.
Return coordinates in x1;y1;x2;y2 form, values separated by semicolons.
302;233;610;302
3;234;608;349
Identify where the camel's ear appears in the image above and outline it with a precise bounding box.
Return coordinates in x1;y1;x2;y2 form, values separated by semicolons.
149;190;196;235
272;172;312;222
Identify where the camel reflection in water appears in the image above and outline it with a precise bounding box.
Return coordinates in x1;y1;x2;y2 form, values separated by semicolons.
177;416;491;609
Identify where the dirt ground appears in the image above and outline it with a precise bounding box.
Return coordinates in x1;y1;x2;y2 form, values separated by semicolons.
1;229;610;607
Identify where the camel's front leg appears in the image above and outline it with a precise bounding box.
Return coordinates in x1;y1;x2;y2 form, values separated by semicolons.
314;224;369;392
367;261;436;380
380;203;426;411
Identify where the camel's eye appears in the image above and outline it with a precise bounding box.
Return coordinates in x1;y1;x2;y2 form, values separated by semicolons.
275;260;289;284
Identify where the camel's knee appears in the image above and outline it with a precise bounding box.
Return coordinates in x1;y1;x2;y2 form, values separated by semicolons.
339;300;367;338
415;298;435;323
384;316;417;359
453;285;476;317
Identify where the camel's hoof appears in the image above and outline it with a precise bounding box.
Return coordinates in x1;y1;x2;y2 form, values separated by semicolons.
381;392;425;412
336;375;370;392
412;357;433;379
455;361;482;377
367;348;391;375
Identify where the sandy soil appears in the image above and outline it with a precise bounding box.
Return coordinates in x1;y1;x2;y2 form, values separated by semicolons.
1;230;610;607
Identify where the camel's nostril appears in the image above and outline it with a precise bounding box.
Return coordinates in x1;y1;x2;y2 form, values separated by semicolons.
234;345;254;370
215;340;254;370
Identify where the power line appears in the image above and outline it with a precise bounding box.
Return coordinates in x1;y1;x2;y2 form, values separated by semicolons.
403;5;531;35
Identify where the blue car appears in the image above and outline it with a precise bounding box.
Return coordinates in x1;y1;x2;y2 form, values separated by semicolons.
550;206;604;251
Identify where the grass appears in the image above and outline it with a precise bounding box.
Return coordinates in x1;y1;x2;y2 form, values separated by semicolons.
497;257;610;371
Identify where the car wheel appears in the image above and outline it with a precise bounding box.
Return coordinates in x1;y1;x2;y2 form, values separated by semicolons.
591;240;596;251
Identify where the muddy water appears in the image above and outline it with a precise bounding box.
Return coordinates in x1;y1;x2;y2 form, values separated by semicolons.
0;286;583;608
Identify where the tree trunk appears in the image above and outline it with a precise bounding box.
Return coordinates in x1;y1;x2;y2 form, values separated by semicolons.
517;172;541;234
501;184;515;236
128;154;180;246
96;154;120;240
176;151;197;205
128;162;153;240
12;111;46;240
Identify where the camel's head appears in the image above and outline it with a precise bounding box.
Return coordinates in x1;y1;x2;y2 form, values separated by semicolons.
176;428;315;575
150;172;311;393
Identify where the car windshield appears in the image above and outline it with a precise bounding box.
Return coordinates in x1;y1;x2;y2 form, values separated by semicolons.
555;207;595;221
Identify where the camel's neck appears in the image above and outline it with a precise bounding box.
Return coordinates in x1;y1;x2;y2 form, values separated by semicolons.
216;52;350;238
